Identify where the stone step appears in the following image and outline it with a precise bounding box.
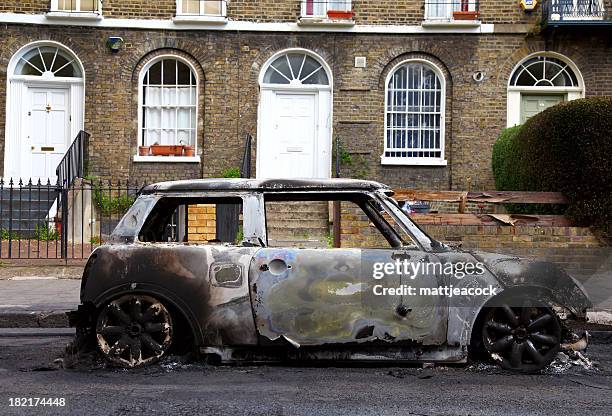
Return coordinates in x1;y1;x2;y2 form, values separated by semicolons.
266;201;329;215
267;210;329;220
267;218;329;229
268;238;329;249
268;226;329;238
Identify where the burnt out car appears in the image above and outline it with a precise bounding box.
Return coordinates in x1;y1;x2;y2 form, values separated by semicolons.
70;179;591;371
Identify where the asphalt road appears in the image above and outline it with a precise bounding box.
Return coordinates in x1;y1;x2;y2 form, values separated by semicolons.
0;336;611;416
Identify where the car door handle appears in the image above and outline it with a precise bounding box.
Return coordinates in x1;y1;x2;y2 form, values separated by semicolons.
391;252;411;261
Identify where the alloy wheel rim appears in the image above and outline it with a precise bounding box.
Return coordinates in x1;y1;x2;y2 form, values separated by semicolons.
483;303;561;371
96;295;173;368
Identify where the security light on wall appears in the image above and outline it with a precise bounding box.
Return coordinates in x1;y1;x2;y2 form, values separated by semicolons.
106;37;124;53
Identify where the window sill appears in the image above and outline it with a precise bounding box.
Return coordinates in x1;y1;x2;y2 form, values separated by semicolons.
380;156;448;166
421;19;481;28
46;11;103;20
133;155;201;163
298;16;355;27
172;15;228;24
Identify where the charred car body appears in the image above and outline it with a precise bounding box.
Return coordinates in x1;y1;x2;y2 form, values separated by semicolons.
70;179;591;371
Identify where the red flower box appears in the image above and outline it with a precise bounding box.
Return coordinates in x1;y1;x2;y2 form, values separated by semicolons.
150;145;184;156
453;11;479;20
327;10;354;19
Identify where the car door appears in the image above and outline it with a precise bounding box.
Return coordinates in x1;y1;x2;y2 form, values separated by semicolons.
249;196;448;348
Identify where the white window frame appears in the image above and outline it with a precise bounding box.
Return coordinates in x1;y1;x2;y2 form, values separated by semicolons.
424;0;478;21
300;0;352;18
49;0;102;16
134;55;200;163
176;0;227;16
381;59;447;166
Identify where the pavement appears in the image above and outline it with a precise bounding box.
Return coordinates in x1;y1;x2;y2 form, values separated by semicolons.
0;279;80;328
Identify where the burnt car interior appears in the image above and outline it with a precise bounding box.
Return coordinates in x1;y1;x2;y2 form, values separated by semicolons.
138;196;243;244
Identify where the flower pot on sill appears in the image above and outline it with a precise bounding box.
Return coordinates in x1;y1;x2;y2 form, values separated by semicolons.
453;11;479;20
327;10;354;19
138;146;150;156
150;145;184;156
183;146;195;157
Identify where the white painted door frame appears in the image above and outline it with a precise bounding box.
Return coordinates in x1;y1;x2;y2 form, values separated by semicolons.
257;84;332;179
3;41;85;181
4;77;84;181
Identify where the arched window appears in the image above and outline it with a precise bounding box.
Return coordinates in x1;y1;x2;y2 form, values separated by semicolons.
262;52;329;86
15;45;82;78
383;60;446;165
139;56;197;154
506;52;583;126
510;56;578;87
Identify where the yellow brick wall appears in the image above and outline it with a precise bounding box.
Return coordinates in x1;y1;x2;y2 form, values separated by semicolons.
188;204;217;242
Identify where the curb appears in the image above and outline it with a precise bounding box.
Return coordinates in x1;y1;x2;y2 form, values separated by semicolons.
0;311;69;328
0;327;75;337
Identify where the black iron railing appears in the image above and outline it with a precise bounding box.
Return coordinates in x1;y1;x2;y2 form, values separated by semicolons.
0;177;144;260
240;134;253;179
57;130;90;190
542;0;611;25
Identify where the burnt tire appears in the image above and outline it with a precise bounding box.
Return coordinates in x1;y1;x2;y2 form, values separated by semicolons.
479;301;561;372
96;294;173;368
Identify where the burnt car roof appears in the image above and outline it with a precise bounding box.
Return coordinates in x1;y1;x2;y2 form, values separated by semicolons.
141;178;392;194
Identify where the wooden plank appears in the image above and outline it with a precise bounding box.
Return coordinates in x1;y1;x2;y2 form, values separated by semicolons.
393;190;568;205
466;191;568;204
393;190;464;202
409;213;574;227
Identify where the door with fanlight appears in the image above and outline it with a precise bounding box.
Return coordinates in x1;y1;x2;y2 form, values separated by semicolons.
257;50;332;179
25;86;70;182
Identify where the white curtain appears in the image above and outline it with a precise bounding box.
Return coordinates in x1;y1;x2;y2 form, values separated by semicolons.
143;86;196;146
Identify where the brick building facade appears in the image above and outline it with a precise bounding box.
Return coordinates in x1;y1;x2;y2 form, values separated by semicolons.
0;1;610;189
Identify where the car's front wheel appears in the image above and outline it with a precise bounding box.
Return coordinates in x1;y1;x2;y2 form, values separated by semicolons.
479;302;561;372
96;294;174;368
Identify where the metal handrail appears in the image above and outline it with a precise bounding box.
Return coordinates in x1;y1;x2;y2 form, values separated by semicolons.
56;130;90;190
240;134;253;178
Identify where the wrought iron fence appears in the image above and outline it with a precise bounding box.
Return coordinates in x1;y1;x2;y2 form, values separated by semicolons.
543;0;610;21
0;178;145;260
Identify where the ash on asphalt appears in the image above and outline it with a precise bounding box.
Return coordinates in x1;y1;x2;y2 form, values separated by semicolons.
0;338;611;416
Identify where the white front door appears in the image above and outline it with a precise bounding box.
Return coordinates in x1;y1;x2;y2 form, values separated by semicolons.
258;92;319;179
25;86;70;182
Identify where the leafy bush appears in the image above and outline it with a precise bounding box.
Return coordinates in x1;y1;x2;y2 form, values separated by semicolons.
492;125;523;191
0;229;18;241
492;97;612;233
220;167;241;178
34;224;59;241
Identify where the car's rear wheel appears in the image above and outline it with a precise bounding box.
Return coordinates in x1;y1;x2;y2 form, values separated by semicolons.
480;301;561;372
96;294;173;368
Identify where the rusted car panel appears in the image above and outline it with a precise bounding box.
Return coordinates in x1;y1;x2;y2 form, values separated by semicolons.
81;244;259;346
250;248;448;347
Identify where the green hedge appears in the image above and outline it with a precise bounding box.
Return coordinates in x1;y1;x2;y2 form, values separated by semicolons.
492;97;612;233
